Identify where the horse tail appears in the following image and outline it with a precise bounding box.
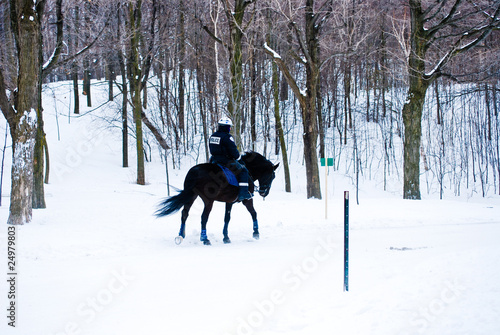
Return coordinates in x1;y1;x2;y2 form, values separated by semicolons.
155;188;195;217
156;167;201;217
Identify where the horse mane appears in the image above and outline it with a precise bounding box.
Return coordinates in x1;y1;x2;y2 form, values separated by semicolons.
241;151;273;169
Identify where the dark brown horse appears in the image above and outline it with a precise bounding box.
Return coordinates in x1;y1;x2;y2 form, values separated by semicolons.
156;152;279;245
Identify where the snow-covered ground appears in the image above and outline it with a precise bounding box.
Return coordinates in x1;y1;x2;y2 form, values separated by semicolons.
1;82;500;335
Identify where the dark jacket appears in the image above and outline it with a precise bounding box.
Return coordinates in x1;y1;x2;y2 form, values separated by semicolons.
209;127;240;165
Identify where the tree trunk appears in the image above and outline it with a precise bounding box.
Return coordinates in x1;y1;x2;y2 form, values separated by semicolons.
108;61;115;102
72;5;80;114
302;99;321;199
177;0;185;136
402;82;427;199
118;51;129;168
32;25;46;209
263;0;322;199
228;23;244;148
317;81;325;158
271;49;291;193
6;0;41;225
129;0;145;185
343;57;351;145
83;3;92;107
72;63;80;114
33;0;63;209
196;67;209;162
225;0;254;149
83;58;91;106
250;47;257;150
303;0;321;199
117;5;128;168
32;106;46;209
9;114;37;225
402;1;429;199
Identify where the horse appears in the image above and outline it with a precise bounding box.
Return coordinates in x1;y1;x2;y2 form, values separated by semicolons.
156;152;279;245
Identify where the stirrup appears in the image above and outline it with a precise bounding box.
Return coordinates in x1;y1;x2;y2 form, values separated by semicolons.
237;191;253;201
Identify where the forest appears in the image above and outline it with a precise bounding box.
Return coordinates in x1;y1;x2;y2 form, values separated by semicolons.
0;0;499;225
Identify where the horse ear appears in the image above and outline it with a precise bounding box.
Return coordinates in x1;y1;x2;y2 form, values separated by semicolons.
273;163;280;171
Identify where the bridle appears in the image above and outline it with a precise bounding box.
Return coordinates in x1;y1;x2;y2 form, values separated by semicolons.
243;155;276;199
256;170;275;199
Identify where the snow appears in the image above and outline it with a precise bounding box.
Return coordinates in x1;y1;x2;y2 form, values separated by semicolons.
264;42;282;60
11;109;37;174
1;80;500;335
43;48;57;71
425;29;489;78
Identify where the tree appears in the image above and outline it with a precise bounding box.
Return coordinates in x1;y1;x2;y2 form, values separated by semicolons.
127;0;168;180
116;3;129;168
200;0;256;148
33;0;64;209
177;0;186;138
128;0;146;185
401;0;500;199
0;0;43;225
31;0;108;209
264;0;330;199
266;8;291;193
225;0;255;148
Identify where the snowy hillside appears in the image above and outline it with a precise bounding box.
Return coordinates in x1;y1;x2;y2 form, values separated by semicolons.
1;81;500;335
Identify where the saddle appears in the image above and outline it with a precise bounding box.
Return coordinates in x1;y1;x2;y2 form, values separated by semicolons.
217;164;239;187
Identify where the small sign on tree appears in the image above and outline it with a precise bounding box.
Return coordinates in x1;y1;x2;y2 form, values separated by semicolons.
320;158;334;167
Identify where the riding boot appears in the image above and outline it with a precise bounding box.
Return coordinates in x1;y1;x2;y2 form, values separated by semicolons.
227;160;252;201
238;182;252;201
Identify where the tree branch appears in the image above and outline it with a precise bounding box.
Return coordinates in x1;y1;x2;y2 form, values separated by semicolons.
141;112;169;150
141;0;157;91
202;23;225;46
422;0;448;20
43;12;110;74
41;0;63;78
0;68;16;125
290;21;313;66
425;10;500;81
194;11;227;48
263;43;306;111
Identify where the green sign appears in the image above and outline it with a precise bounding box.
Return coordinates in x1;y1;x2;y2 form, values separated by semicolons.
320;158;334;166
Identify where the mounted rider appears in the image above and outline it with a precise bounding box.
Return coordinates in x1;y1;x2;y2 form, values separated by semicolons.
209;117;252;201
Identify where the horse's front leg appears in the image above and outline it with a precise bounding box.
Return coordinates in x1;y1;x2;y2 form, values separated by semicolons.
242;199;259;240
200;200;213;245
223;202;234;244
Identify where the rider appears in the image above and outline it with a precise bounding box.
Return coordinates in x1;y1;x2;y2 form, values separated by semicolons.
209;117;252;201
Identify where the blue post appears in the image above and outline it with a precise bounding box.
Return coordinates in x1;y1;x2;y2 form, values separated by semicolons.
344;191;349;292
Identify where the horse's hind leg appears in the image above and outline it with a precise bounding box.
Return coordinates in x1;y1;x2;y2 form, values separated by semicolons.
176;197;196;244
200;200;214;245
243;199;259;239
222;203;234;244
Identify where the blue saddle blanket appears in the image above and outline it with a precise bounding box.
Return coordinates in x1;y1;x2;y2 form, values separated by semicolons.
218;164;239;187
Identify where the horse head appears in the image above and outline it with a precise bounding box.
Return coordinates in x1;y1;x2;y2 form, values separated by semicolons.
241;152;279;198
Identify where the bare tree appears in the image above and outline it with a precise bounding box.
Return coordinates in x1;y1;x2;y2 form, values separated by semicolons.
33;0;64;210
401;0;500;199
264;0;332;199
200;0;256;148
266;8;291;192
0;0;43;224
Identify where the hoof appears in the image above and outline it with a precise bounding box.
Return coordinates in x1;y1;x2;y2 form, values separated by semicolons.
174;236;184;245
253;231;260;240
223;236;231;244
203;239;212;246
